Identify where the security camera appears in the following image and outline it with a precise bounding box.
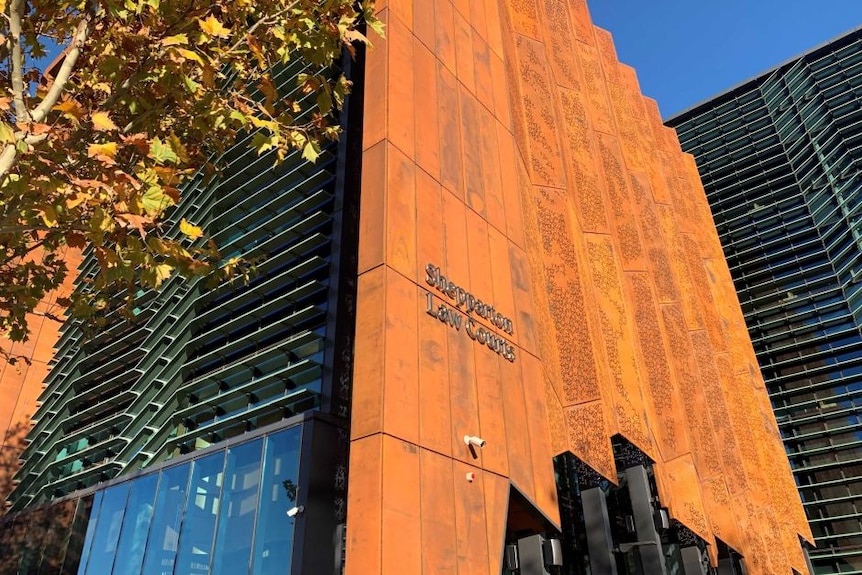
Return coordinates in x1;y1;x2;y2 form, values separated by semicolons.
286;505;305;518
464;435;486;448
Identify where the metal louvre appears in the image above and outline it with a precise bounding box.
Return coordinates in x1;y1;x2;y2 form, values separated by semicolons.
669;28;862;574
8;62;341;512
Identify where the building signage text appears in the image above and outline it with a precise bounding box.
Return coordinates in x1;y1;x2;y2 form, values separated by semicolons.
424;263;516;362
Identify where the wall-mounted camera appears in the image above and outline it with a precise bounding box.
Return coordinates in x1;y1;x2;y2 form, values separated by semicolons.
286;505;305;518
463;435;486;448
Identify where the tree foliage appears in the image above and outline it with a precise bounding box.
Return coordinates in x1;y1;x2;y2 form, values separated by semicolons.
0;0;380;345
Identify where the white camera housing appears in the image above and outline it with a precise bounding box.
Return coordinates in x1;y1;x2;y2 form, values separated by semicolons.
286;505;305;518
464;435;486;448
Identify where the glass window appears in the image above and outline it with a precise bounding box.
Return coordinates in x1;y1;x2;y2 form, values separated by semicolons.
174;452;226;575
0;516;25;575
60;496;94;575
112;473;159;575
75;490;104;575
211;440;263;575
18;507;52;575
252;428;302;575
141;463;190;575
82;483;131;575
37;499;78;575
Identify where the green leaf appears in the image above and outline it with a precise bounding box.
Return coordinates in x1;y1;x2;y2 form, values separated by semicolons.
182;75;201;94
141;184;176;216
90;206;115;233
149;137;178;165
366;13;386;39
251;132;278;155
317;88;332;115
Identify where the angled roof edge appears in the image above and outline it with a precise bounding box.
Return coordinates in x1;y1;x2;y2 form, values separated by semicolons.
665;24;862;126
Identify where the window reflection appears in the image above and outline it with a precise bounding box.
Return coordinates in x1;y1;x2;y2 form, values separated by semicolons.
112;473;159;575
75;490;104;575
175;452;225;575
252;428;302;575
141;463;190;575
0;516;24;575
37;499;77;575
17;506;51;575
212;440;263;575
60;496;94;575
2;423;305;575
82;483;131;575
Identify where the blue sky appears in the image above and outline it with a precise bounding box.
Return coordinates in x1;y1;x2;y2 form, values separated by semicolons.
589;0;862;119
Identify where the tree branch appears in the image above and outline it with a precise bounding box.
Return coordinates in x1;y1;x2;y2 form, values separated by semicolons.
0;223;88;234
8;0;29;122
0;143;16;178
0;128;51;180
23;132;47;145
224;1;299;56
30;16;90;124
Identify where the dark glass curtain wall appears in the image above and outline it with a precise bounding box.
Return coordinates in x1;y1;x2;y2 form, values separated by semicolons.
0;426;302;575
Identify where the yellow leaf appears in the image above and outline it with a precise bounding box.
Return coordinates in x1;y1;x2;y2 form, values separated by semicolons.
92;82;112;95
65;192;87;210
198;15;231;39
151;263;174;287
54;100;76;113
162;34;189;46
92;111;118;132
53;99;82;118
87;142;118;160
40;205;57;227
0;121;15;144
179;218;203;239
172;47;205;65
168;133;189;163
248;115;277;131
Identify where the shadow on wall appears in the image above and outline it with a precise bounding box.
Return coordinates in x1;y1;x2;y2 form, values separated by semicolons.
0;421;29;511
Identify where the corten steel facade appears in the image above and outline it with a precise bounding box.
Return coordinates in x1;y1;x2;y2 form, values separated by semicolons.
345;1;810;574
667;27;862;574
0;1;812;574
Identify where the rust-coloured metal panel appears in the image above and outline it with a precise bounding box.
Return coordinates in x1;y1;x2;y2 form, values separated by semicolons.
385;144;417;282
413;38;440;180
381;436;421;575
357;141;386;274
1;248;81;510
483;470;510;575
419;449;458;575
386;14;415;160
453;459;491;573
344;434;383;575
350;266;386;441
346;1;810;573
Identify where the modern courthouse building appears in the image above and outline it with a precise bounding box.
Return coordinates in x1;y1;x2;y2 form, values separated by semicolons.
0;1;815;575
667;27;862;575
